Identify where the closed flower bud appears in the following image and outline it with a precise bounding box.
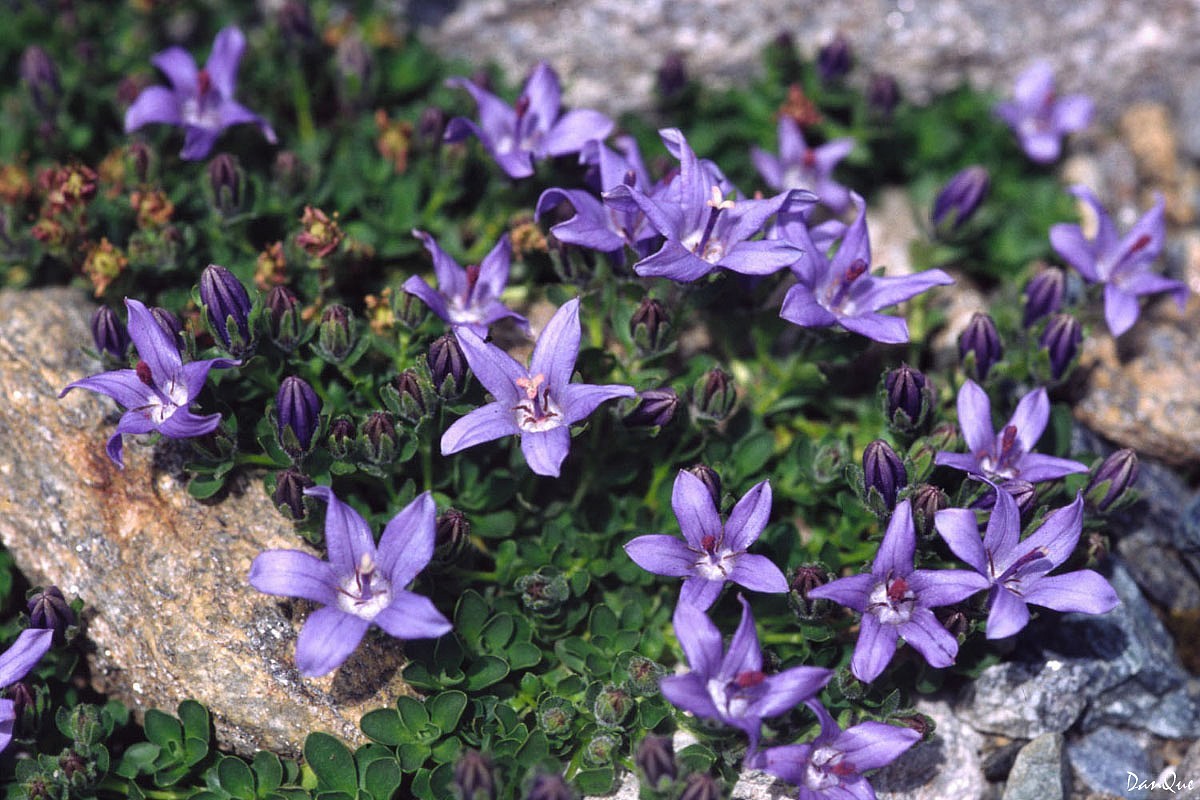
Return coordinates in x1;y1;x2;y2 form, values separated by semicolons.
623;388;679;429
1039;313;1082;381
327;416;356;461
537;697;576;739
335;35;373;108
585;732;620;765
789;564;833;620
416;106;447;151
276;376;320;459
630;297;671;353
812;439;849;485
207;153;244;217
656;52;688;99
516;568;570;620
593;685;633;728
385;368;432;422
525;773;574;800
27;586;74;635
358;411;397;465
391;288;429;331
635;736;677;789
693;368;735;421
272;468;315;522
867;72;900;118
276;0;315;43
265;286;302;352
907;422;958;484
428;334;468;399
970;479;1038;517
20;46;59;117
1085;448;1139;512
200;264;255;357
679;773;722;800
316;304;355;363
896;713;935;739
7;682;34;719
434;508;470;564
883;363;932;435
90;306;129;361
863;439;907;510
685;464;722;506
624;655;665;696
150;306;183;346
1022;268;1065;327
940;609;970;640
959;312;1002;381
931;166;989;234
453;749;495;800
816;33;853;83
910;483;949;538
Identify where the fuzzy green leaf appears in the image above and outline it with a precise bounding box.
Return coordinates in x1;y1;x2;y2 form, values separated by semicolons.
304;733;357;794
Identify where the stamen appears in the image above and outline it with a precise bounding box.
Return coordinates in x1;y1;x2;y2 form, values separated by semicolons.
734;670;765;689
197;68;212;97
465;264;481;301
136;361;154;386
700;534;717;553
802;150;818;169
886;576;909;604
828;258;870;309
695;186;734;259
515;373;546;400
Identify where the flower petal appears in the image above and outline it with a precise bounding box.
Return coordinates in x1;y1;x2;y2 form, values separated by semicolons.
295;606;368;677
807;573;873;612
722;480;772;551
412;229;466;300
753;665;833;719
206;26;246;98
126;299;184;385
476;234;513;302
850;614;898;683
898;607;958;668
303;486;376;577
671;470;723;549
634;239;717;283
1016;453;1088;483
542;109;614;157
402;275;452;325
672;600;722;677
779;285;838;328
719;595;762;679
248;550;337;604
660;674;720;719
156;409;222;439
445;78;515;146
751;147;783;190
680;576;724;611
180;125;220;161
624;535;696;577
838;721;921;771
718;239;804;276
1052;94;1093;133
1049;223;1100;282
956;380;994;455
934;508;988;575
151;47;197;93
874;500;916;578
0;699;14;753
181;357;238;401
983;486;1020;565
558;382;635;426
728;554;788;595
1003;494;1084;572
908;568;988;607
59;369;154;409
0;629;53;688
529;298;581;391
218;100;277;143
854;270;954;312
985;587;1030;639
520;426;570;477
934;451;983;476
1104;283;1141;337
1021;570;1119;615
440;402;519;455
377;491;436;587
124;87;181;132
1008;387;1049;453
753;743;814;785
453;327;524;405
374;591;453;640
838;311;910;344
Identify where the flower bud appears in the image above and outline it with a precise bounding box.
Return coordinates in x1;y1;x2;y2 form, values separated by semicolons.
358;411;397;465
1022;268;1065;327
656;52;688;100
428;334;468;399
584;732;620;765
335;35;373;109
679;773;722;800
316;304;355;362
536;696;575;740
931;166;989;234
276;0;315;43
789;564;833;620
453;749;495;800
863;439;906;511
630;297;671;353
692;368;735;421
623;388;679;429
812;439;849;485
416;106;447;152
384;368;432;423
207;153;243;217
199;264;255;357
910;483;949;538
7;682;34;719
516;568;570;620
940;609;970;641
276;377;320;459
685;464;722;507
525;773;573;800
265;286;302;352
391;288;429;331
593;684;633;728
635;736;676;789
20;46;60;117
970;479;1038;517
896;713;935;739
623;655;664;696
90;306;129;361
883;364;932;435
1085;448;1139;512
816;33;853;83
327;416;356;461
959;312;1002;381
907;422;959;484
149;306;183;347
1039;313;1082;381
273;468;315;521
866;72;900;119
27;586;74;636
434;509;471;565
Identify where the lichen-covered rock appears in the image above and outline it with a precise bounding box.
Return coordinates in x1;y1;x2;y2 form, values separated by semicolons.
0;287;413;756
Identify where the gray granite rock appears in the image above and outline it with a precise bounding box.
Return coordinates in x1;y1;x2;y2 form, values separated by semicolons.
1083;680;1200;739
874;698;986;800
1002;733;1066;800
1067;728;1155;800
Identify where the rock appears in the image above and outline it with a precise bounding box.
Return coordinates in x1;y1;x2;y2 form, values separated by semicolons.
730;769;790;800
1165;739;1200;798
1117;103;1193;224
1178;80;1200;162
0;288;414;756
867;187;921;279
1067;728;1155;800
1083;680;1200;739
1002;733;1067;800
874;698;986;800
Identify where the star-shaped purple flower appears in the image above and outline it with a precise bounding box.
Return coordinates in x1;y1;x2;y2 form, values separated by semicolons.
60;298;238;468
603;128;814;283
624;471;788;610
1049;186;1188;336
808;500;988;683
934;380;1087;483
249;486;452;677
994;61;1092;163
0;628;53;752
439;297;634;477
124;26;277;161
749;700;920;800
403;230;529;338
661;596;832;750
751;117;854;213
936;488;1119;639
444;61;614;179
780;193;954;344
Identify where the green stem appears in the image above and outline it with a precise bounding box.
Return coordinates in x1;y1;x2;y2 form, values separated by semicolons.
290;55;316;151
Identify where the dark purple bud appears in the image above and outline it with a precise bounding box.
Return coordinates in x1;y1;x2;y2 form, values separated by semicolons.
200;264;254;357
910;483;949;538
1023;268;1066;327
276;376;321;458
417;106;447;151
1039;313;1082;381
207;153;243;216
693;368;735;421
265;286;302;352
27;586;74;635
6;682;34;718
816;33;853;83
470;69;494;95
1085;448;1139;512
1084;530;1109;564
939;609;970;640
276;0;315;43
387;368;431;422
149;306;183;350
525;773;574;800
60;751;87;781
630;297;671;353
127;141;153;184
20;46;60;116
971;479;1038;517
883;364;932;434
624;388;679;429
679;773;722;800
593;685;633;727
272;468;315;522
789;563;833;620
635;735;676;788
931;166;989;233
959;312;1003;381
656;52;688;99
273;151;307;192
434;508;471;564
863;439;907;510
453;749;495;800
897;713;935;739
359;411;397;465
317;304;355;362
866;72;900;119
428;334;468;398
335;35;373;107
90;306;129;361
685;464;722;506
327;416;356;461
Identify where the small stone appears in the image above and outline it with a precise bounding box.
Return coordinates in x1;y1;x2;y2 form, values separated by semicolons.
1002;733;1067;800
874;698;985;800
1083;680;1200;739
981;738;1025;782
1067;728;1155;800
1178;80;1200;162
1119;103;1178;184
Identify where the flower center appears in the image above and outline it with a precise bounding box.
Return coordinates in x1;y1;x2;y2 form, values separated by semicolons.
805;746;855;791
868;574;915;625
706;670;767;721
684;185;734;263
336;552;392;620
978;425;1022;479
181;69;223;130
132;362;189;424
513;373;563;433
825;258;869;311
995;546;1051;593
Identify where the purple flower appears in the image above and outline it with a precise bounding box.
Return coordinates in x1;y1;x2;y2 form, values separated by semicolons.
0;629;53;752
603;128;814;283
1049;186;1188;336
749;700;920;800
661;596;832;749
403;230;529;338
934;381;1087;483
249;486;452;677
780;193;954;344
60;298;238;468
808;500;988;683
440;297;634;477
935;489;1119;639
124;27;277;161
751;117;854;213
624;471;788;610
994;61;1092;163
444;61;614;179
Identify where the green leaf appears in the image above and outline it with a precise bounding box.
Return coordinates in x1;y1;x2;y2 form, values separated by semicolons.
188;473;227;500
588;606;618;638
480;614;514;652
303;733;357;794
506;642;542;671
454;591;489;644
360;709;405;747
572;767;615;795
252;752;284;795
217;756;257;800
396;742;431;772
143;709;183;748
463;656;509;691
362;758;402;800
178;700;210;742
395;696;431;733
115;742;161;778
676;743;716;773
427;691;467;734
